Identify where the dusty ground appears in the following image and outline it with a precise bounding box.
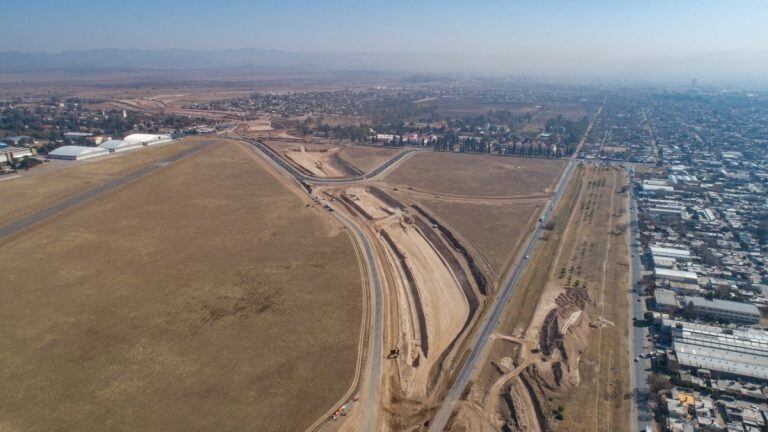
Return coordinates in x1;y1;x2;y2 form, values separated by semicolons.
0;141;363;432
336;187;469;400
283;145;357;177
384;152;564;198
453;164;631;432
0;140;196;227
417;199;543;277
337;146;401;173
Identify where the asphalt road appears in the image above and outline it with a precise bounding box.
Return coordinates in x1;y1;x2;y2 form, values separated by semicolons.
0;141;211;241
330;210;384;432
628;177;654;432
427;159;577;432
246;140;385;431
247;140;415;184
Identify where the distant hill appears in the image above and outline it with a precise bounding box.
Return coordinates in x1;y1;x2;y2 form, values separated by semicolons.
1;49;766;86
0;49;449;73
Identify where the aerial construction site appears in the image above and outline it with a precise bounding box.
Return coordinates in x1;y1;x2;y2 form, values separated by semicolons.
0;74;636;432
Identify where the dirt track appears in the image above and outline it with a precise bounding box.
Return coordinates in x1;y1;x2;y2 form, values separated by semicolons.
336;187;470;402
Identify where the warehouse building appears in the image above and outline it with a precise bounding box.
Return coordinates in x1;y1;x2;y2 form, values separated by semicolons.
663;319;768;381
98;139;143;153
656;268;699;284
1;144;34;164
123;133;171;146
651;245;693;262
654;290;761;324
47;145;109;160
683;296;761;325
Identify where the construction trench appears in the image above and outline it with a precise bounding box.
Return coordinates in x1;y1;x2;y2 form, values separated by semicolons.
322;184;490;429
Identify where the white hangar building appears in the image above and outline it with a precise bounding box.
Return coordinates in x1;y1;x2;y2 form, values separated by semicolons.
47;145;109;160
98;139;143;153
123;133;171;146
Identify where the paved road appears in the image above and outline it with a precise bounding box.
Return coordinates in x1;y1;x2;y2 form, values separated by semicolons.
628;170;654;432
427;160;578;432
246;141;385;431
330;210;384;432
428;99;607;431
247;140;415;184
0;141;211;241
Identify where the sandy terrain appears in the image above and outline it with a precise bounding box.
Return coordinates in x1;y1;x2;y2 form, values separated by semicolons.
0;141;363;431
334;187;470;403
385;152;564;198
453;164;631;432
284;145;353;177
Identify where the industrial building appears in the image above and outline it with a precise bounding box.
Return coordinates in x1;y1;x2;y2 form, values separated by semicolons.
655;268;699;284
651;245;693;262
123;133;171;146
47;145;109;160
0;144;34;164
683;296;761;325
663;319;768;381
98;139;143;153
653;289;762;324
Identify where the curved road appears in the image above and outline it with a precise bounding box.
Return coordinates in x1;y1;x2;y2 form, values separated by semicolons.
246;140;387;431
247;140;416;184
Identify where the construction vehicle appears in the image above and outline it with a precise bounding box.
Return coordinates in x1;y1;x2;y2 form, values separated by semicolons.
331;403;351;421
387;345;400;359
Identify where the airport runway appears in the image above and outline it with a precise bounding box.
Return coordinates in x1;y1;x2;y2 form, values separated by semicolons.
0;141;211;241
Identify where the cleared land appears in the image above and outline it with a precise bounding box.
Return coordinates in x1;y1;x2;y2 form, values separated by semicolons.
417;199;543;276
337;187;469;400
0;141;196;227
337;146;401;173
384;152;564;198
0;141;363;432
452;164;632;432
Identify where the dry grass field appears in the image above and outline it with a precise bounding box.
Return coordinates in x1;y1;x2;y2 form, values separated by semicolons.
417;199;542;275
455;164;632;432
384;152;564;198
545;165;631;432
0;141;363;431
337;146;401;173
0;141;194;226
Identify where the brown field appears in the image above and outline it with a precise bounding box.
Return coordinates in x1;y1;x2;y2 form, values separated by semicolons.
416;199;543;276
337;146;401;173
0;141;363;431
453;163;632;432
384;152;564;198
0;141;196;227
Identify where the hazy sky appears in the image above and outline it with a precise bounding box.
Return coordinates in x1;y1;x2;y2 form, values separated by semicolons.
3;0;767;79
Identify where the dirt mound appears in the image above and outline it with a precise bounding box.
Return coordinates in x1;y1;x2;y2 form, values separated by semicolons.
499;377;544;432
532;304;590;392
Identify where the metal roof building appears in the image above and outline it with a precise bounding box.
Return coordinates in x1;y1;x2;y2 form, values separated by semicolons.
651;245;692;261
664;319;768;380
682;296;761;324
123;133;171;145
656;268;699;284
47;146;109;160
98;139;142;153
